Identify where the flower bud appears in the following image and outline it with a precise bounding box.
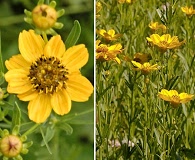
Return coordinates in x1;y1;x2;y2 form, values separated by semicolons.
0;135;22;158
32;4;57;30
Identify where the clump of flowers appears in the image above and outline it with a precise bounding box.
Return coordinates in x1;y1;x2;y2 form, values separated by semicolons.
158;89;194;107
97;29;122;41
4;30;93;123
0;127;32;160
24;0;65;35
181;6;195;17
96;40;122;64
149;22;167;32
146;34;185;51
131;60;159;75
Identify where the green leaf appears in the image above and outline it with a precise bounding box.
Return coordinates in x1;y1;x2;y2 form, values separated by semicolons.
65;20;81;49
12;102;21;129
40;127;52;154
41;126;55;146
57;122;73;135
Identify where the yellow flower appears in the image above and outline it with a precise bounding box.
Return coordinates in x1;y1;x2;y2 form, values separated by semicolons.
97;29;122;41
149;22;166;31
158;89;194;107
118;0;135;3
4;30;93;123
96;2;102;18
181;6;195;16
146;34;185;51
133;53;151;64
96;40;122;64
131;61;159;74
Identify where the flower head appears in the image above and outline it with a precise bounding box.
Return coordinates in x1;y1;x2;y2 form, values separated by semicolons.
118;0;135;4
24;1;65;35
181;6;195;16
146;34;185;51
97;29;122;41
131;61;159;74
96;40;122;64
96;2;102;18
133;53;151;64
5;30;93;123
158;89;194;107
149;22;166;32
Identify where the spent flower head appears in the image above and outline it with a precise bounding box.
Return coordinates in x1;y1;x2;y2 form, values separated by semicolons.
97;29;122;41
146;34;185;51
158;89;194;107
181;6;195;17
24;0;65;35
96;40;122;64
4;30;93;123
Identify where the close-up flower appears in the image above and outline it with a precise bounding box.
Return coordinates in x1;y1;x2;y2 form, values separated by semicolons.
96;29;122;41
131;61;159;74
146;34;185;51
4;30;93;123
181;6;195;16
149;22;166;32
158;89;194;107
96;40;122;64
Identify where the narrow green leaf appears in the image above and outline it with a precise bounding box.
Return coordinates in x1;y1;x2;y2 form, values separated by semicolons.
57;123;73;135
41;127;55;146
65;20;81;49
12;102;21;129
40;127;52;154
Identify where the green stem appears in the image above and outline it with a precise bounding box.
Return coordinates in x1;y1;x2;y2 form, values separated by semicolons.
22;123;40;137
42;32;48;43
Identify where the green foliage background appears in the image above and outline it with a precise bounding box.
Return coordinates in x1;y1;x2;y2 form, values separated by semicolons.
0;0;94;160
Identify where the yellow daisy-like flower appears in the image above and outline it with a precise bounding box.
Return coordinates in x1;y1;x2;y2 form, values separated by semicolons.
118;0;135;4
97;29;122;41
96;40;122;64
133;53;151;64
96;2;102;18
149;22;166;32
5;30;93;123
181;6;195;16
146;34;185;51
158;89;194;107
131;61;159;75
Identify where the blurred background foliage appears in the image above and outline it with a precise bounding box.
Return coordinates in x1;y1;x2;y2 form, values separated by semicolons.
0;0;94;159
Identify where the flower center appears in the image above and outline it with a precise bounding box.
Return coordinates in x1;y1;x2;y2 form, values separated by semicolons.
28;56;68;94
171;95;180;103
96;46;108;53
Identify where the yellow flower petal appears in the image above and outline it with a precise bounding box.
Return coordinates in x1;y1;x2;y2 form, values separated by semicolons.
158;89;172;102
44;35;65;58
5;69;28;82
5;54;30;70
179;93;194;103
28;94;52;123
17;90;38;101
66;74;93;102
51;89;71;115
19;30;45;63
62;44;89;71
